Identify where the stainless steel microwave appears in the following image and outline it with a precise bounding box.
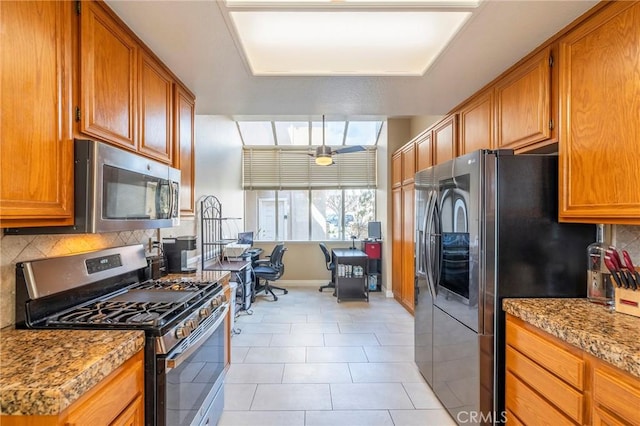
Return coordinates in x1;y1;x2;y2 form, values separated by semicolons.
5;139;180;234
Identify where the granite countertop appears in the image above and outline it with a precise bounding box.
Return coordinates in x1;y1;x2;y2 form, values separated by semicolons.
0;329;145;416
503;298;640;378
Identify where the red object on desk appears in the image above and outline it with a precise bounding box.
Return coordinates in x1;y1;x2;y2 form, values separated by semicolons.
363;241;381;259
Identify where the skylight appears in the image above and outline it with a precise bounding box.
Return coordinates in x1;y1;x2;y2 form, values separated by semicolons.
237;120;383;146
221;1;477;76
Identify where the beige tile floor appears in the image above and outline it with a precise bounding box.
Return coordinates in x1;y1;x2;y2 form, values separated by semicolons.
219;286;456;426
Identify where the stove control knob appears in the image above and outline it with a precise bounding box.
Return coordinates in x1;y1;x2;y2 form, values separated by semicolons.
220;294;227;303
175;326;190;339
211;298;220;309
199;307;211;318
185;319;198;330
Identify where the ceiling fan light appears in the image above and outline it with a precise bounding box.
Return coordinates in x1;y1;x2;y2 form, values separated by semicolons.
315;155;333;166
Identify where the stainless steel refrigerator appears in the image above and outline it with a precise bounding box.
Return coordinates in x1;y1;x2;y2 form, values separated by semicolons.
414;150;594;424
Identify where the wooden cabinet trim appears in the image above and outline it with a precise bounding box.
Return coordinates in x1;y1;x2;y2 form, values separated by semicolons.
138;51;173;164
0;1;75;224
432;114;458;165
506;346;584;423
506;316;585;389
592;359;640;425
495;46;552;150
415;131;433;173
401;143;416;185
391;152;402;188
558;1;640;224
505;371;576;426
80;1;138;149
458;90;494;155
174;84;196;215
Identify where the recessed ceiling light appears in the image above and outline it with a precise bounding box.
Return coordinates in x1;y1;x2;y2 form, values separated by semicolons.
222;1;476;76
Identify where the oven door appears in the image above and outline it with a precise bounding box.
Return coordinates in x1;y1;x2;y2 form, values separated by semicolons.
157;304;228;426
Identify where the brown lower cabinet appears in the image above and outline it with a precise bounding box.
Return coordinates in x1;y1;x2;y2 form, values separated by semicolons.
1;350;144;426
506;315;640;426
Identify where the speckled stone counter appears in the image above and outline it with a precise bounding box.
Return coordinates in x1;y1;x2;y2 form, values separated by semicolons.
503;298;640;379
0;329;144;416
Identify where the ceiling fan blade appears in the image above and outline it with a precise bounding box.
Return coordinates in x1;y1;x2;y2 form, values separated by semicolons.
334;145;366;155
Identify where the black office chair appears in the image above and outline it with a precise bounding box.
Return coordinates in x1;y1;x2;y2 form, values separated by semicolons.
318;243;336;293
253;243;288;301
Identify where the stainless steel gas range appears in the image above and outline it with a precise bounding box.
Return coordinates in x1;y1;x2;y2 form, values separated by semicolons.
15;244;229;426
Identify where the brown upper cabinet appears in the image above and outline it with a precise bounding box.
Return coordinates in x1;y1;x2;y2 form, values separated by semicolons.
80;0;138;150
174;84;196;215
495;46;553;151
458;90;494;155
401;143;416;185
415;130;433;172
0;1;75;227
80;1;188;166
391;152;402;188
558;1;640;225
432;114;458;165
139;51;174;163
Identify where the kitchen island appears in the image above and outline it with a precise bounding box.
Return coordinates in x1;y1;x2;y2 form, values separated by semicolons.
0;329;145;421
503;298;640;425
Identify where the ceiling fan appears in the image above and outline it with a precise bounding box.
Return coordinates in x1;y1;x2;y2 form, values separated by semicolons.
311;115;366;166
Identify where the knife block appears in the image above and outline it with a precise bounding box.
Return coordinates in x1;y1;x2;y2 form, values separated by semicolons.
614;287;640;318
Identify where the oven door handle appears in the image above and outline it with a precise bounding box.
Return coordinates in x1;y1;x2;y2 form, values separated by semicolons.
165;303;229;371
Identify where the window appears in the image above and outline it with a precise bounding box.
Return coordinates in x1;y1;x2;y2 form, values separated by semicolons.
246;189;375;242
240;118;380;242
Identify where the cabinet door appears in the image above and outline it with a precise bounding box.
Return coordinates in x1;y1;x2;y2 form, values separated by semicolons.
392;187;403;300
401;183;415;313
459;90;493;155
558;2;640;224
0;1;74;225
174;84;196;215
495;47;552;150
416;131;433;172
433;115;457;165
139;51;173;163
80;1;138;149
392;152;402;188
401;144;416;185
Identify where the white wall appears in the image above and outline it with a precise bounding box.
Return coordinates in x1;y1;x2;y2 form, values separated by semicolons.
161;115;245;240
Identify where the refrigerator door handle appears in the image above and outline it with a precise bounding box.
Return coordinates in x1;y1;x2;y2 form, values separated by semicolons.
417;197;430;276
425;191;438;299
433;199;442;290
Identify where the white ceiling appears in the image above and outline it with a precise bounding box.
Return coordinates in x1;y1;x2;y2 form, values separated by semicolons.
106;0;598;118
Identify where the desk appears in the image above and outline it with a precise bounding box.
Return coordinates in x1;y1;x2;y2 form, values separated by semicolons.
332;249;369;302
204;258;253;311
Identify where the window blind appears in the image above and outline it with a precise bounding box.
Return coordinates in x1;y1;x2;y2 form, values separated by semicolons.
242;147;377;190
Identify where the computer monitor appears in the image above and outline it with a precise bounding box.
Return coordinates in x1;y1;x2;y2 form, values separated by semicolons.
237;231;254;246
367;221;382;240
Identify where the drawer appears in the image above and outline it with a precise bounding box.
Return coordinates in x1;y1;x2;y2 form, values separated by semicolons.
505;371;576;426
593;364;640;426
65;351;144;425
506;346;584;423
506;318;584;389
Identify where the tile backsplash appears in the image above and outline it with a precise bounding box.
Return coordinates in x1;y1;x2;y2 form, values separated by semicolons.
0;229;157;329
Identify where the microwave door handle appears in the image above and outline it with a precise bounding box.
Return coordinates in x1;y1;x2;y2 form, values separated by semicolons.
168;180;175;218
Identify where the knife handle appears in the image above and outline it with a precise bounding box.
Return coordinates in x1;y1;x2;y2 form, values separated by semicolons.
604;256;623;288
